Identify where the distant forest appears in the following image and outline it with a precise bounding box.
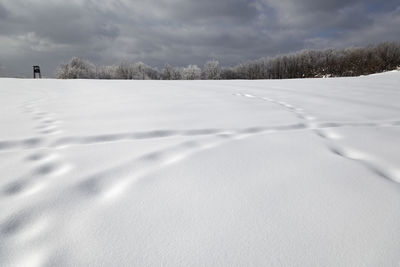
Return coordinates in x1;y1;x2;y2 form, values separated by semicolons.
56;42;400;80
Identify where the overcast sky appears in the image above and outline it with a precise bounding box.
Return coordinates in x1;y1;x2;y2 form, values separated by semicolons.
0;0;399;77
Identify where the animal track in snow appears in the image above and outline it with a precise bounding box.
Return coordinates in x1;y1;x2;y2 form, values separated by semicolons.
66;123;313;202
328;144;400;183
73;138;230;201
2;177;47;197
0;119;398;153
32;161;71;177
0;98;73;266
49;125;303;148
0;207;51;245
235;91;400;185
314;129;342;140
0;99;68;266
0;138;46;151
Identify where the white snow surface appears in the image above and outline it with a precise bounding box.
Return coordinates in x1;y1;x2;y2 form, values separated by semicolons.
1;71;400;266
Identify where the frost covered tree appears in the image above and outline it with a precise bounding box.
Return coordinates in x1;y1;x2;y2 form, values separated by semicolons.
96;65;118;79
171;67;183;80
220;67;239;79
56;57;96;79
226;42;400;79
162;64;184;80
111;62;160;80
202;60;221;79
131;62;148;79
57;42;400;80
145;66;161;80
182;65;201;80
162;64;173;80
114;62;131;79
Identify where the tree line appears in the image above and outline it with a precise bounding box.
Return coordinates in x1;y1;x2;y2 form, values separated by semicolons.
56;42;400;80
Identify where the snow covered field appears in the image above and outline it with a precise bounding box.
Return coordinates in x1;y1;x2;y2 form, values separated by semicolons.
1;71;400;266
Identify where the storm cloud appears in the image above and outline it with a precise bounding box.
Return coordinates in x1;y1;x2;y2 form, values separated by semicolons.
0;0;399;77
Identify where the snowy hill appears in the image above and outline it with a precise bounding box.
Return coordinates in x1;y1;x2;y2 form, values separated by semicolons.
1;72;400;266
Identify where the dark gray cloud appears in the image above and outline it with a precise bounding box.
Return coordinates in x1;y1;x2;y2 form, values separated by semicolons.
0;0;399;77
0;2;9;20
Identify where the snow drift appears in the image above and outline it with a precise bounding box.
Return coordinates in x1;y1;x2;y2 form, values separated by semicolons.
1;71;400;266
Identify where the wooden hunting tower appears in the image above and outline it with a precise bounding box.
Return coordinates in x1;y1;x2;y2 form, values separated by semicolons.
33;66;41;78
